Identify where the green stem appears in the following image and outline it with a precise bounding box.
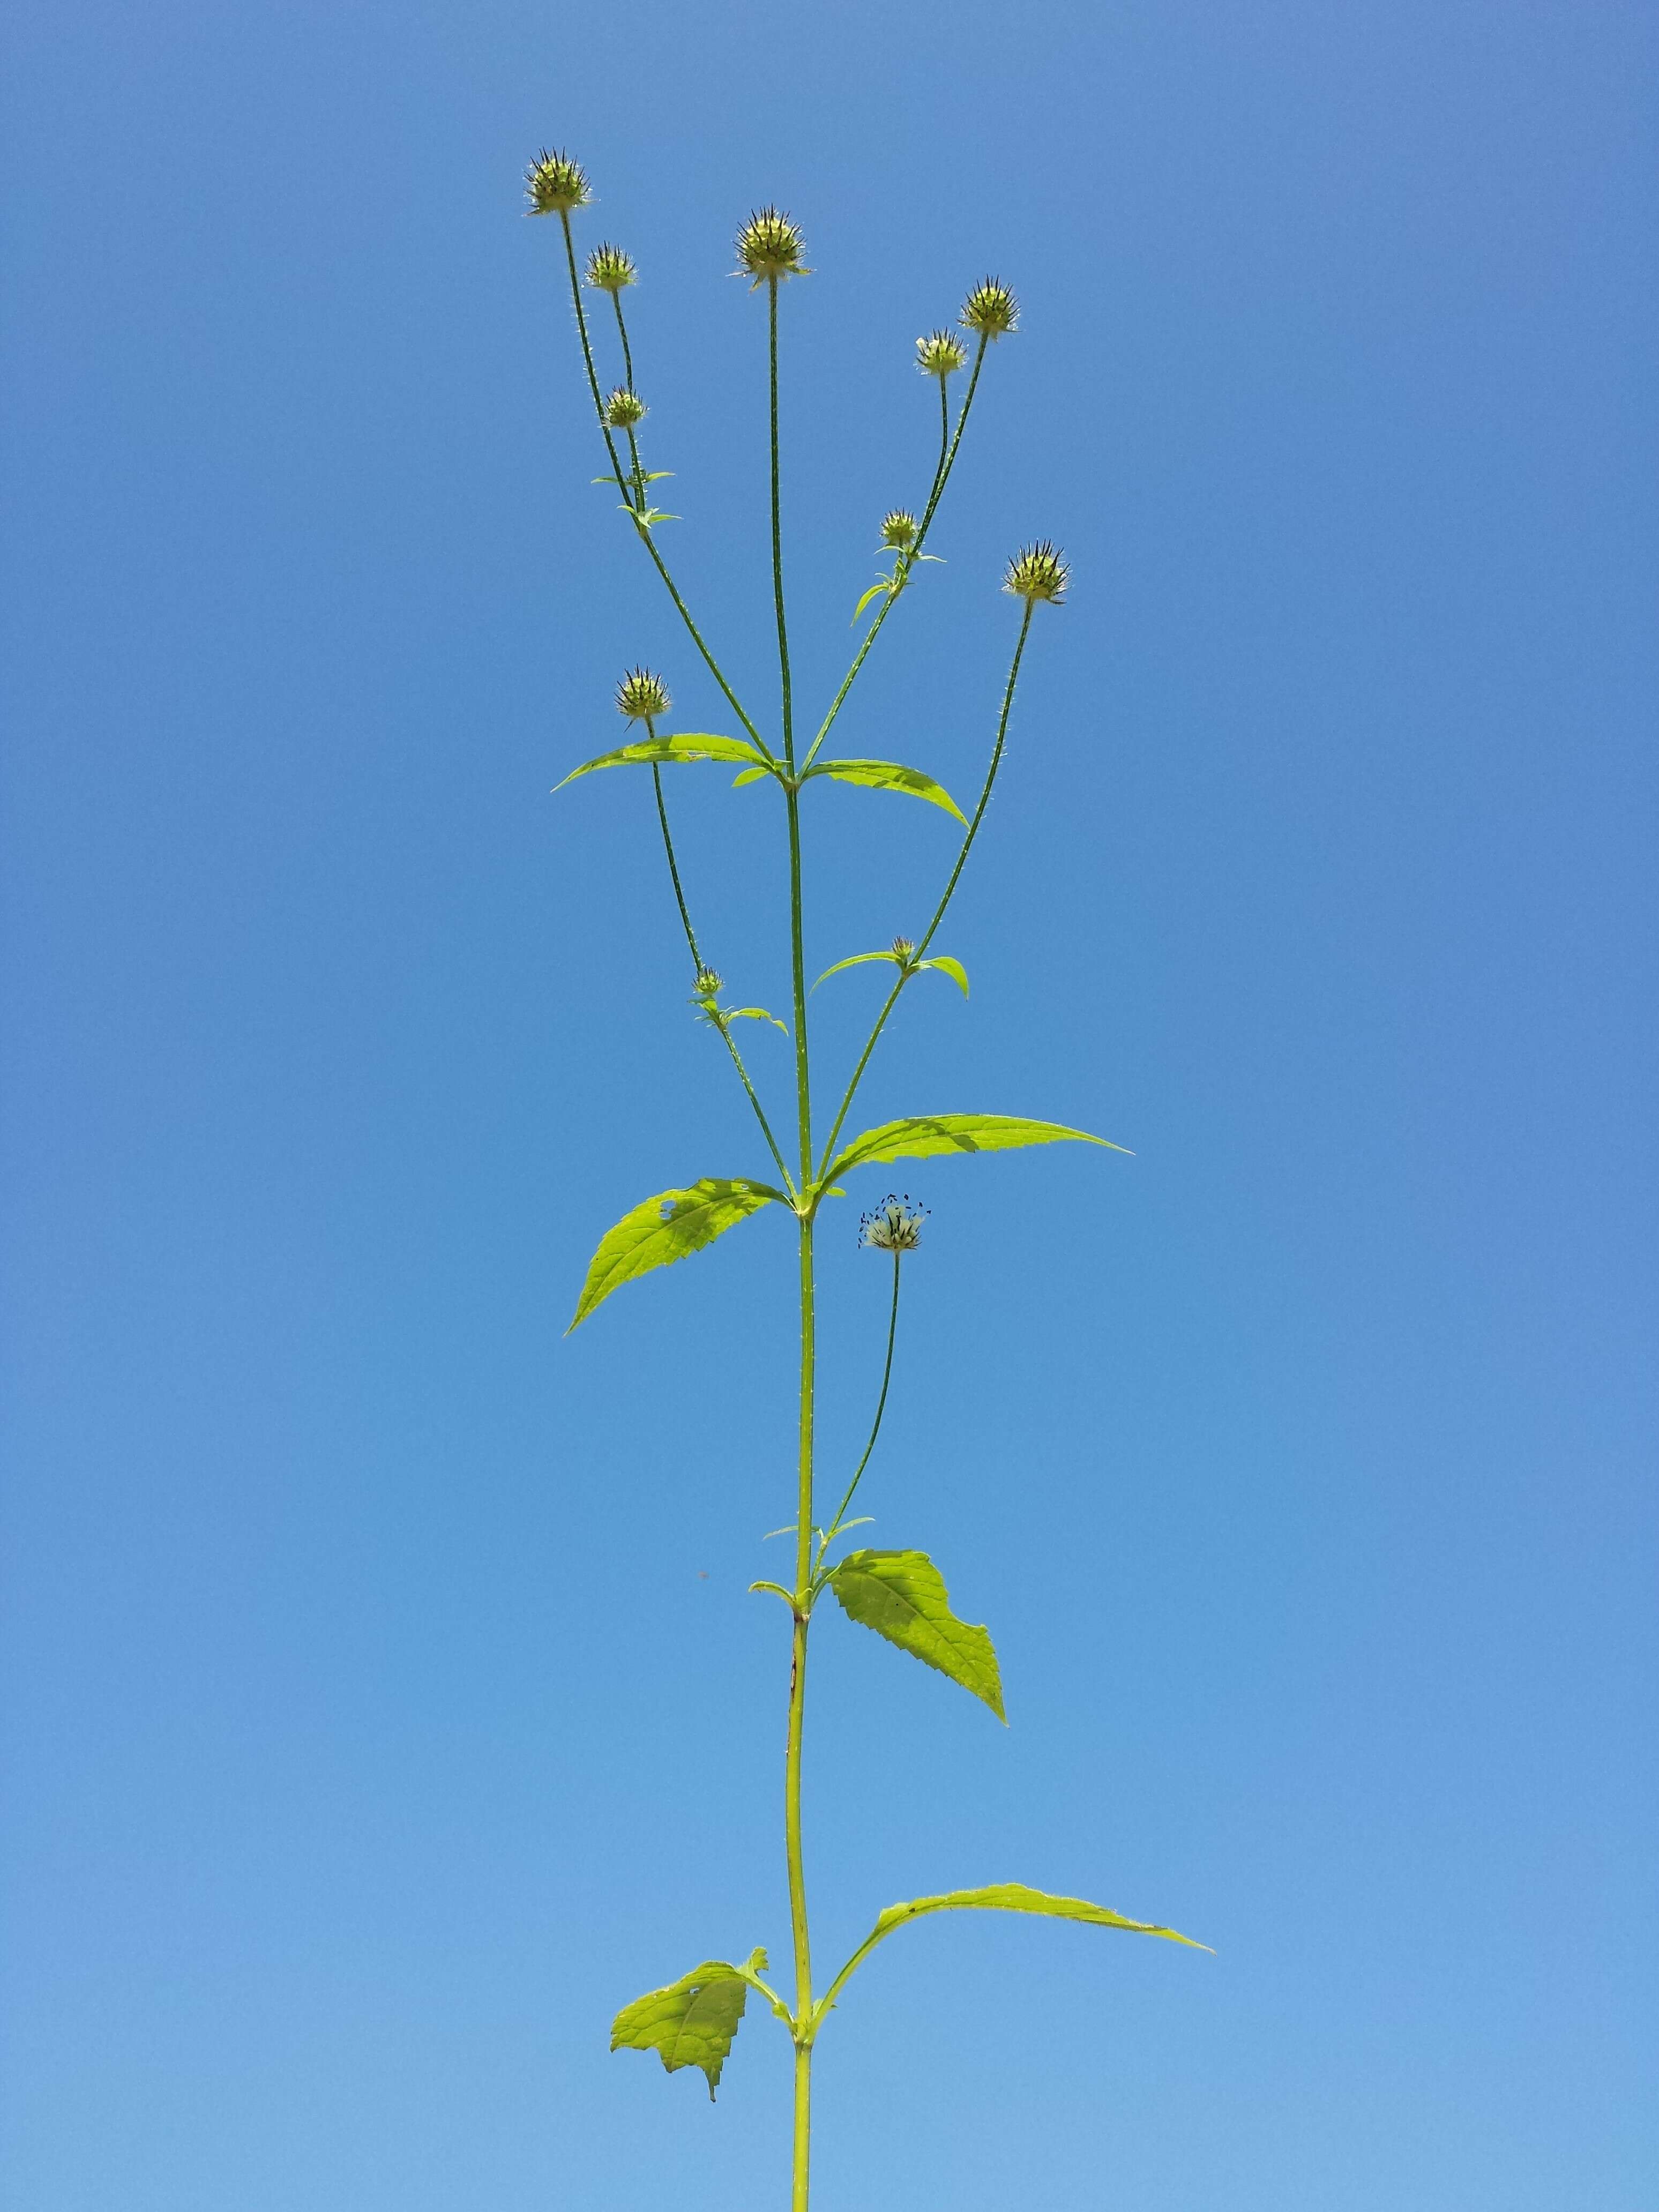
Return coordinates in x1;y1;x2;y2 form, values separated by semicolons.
769;275;795;768
801;334;990;773
716;1018;796;1194
816;599;1035;1179
611;292;648;511
556;214;774;761
787;1214;817;2212
820;1249;901;1556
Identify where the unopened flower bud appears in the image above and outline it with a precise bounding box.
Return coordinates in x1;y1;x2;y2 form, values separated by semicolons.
524;148;591;217
604;387;647;429
915;328;969;379
880;511;917;550
615;667;670;721
960;278;1019;341
585;242;637;292
735;207;810;287
890;936;916;960
692;968;723;1000
1003;542;1068;606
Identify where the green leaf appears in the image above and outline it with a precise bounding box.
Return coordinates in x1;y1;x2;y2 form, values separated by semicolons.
610;1959;752;2098
731;765;774;787
852;580;893;622
863;1884;1208;1963
625;505;681;527
726;1007;788;1032
556;734;768;790
813;950;900;989
823;1113;1129;1186
828;1548;1005;1720
569;1178;783;1331
918;955;969;997
802;759;967;823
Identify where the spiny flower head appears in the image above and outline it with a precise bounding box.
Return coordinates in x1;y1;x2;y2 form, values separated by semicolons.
735;207;810;287
916;328;969;379
524;148;591;217
880;510;917;550
960;278;1019;341
604;386;647;429
860;1193;929;1252
890;935;917;962
615;667;670;721
584;242;636;292
1003;541;1069;606
692;968;723;1003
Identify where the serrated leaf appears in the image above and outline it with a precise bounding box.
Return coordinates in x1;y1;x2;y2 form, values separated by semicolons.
868;1883;1209;1953
569;1178;783;1331
824;1113;1129;1185
918;956;969;997
802;759;967;822
610;1960;751;2098
556;734;768;790
828;1549;1004;1719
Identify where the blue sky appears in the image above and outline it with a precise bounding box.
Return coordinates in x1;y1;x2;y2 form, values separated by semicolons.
2;2;1654;2207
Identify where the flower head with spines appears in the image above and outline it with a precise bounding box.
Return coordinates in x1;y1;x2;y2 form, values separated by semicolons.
960;278;1019;341
880;511;918;551
524;148;591;217
605;387;647;430
1003;542;1069;606
916;328;969;379
615;667;670;722
735;208;810;287
585;242;636;293
859;1193;929;1252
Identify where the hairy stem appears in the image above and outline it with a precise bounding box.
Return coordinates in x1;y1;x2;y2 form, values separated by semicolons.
821;1249;902;1553
801;333;991;772
556;214;774;759
817;598;1035;1178
787;1214;816;2212
769;276;795;768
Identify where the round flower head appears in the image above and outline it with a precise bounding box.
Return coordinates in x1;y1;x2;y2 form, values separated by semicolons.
860;1193;929;1253
524;148;591;218
960;278;1019;341
692;968;723;1001
604;386;647;430
1003;541;1069;606
880;510;917;550
916;328;969;379
735;207;810;287
615;667;670;721
890;935;916;960
584;242;637;293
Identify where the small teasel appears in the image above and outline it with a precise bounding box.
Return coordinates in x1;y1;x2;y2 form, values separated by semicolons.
524;147;591;216
960;276;1019;340
585;242;637;292
533;151;1204;2209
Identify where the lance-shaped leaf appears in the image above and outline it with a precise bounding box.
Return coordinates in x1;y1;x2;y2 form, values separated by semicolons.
816;1885;1209;2021
611;1954;759;2098
813;951;969;998
824;1112;1129;1186
569;1178;784;1331
802;759;967;822
556;733;772;790
828;1548;1005;1720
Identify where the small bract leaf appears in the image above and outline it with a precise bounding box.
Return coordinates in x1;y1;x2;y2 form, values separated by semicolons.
852;581;893;622
611;1960;752;2098
825;1113;1128;1184
802;759;967;823
829;1549;1005;1720
919;956;969;997
731;766;774;788
556;734;767;790
813;950;901;990
726;1007;788;1032
569;1179;783;1331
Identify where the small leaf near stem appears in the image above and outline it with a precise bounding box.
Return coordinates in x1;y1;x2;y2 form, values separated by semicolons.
826;1548;1005;1720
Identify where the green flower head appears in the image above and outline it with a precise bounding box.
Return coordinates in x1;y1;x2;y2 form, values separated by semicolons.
880;510;918;550
890;935;917;961
692;967;723;1002
604;386;647;430
1003;542;1068;606
524;148;591;218
960;278;1019;341
585;242;637;293
615;667;670;721
735;207;810;287
915;328;969;379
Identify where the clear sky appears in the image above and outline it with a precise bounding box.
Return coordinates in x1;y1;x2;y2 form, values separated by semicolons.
3;2;1655;2207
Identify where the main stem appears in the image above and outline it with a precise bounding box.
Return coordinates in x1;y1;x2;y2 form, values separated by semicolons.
772;267;815;2212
